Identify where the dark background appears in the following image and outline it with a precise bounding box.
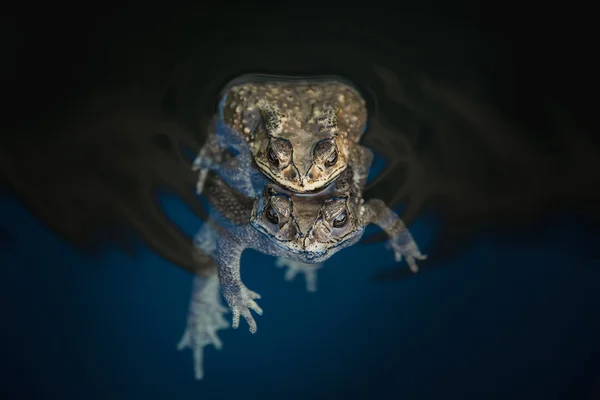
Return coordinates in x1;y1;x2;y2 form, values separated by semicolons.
2;2;599;399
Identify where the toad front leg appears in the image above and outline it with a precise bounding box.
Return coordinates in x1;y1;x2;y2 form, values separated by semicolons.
361;199;427;272
216;238;263;333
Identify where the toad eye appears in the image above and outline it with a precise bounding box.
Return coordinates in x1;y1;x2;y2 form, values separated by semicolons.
265;205;279;224
325;150;338;167
267;146;280;166
332;210;348;228
314;139;338;167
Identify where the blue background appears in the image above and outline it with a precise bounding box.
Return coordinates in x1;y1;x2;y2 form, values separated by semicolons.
1;166;599;399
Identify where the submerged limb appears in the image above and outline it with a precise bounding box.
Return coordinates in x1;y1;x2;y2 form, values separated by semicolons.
361;198;427;272
351;145;374;190
177;274;229;380
216;238;263;333
275;258;323;292
193;121;225;195
212;152;257;198
193;118;256;197
193;224;218;256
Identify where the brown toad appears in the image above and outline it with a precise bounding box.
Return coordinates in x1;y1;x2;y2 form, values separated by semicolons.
193;75;369;194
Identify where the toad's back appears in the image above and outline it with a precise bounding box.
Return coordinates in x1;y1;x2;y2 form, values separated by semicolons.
220;80;368;143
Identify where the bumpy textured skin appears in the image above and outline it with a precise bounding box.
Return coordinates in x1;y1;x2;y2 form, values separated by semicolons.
194;76;371;194
222;80;366;143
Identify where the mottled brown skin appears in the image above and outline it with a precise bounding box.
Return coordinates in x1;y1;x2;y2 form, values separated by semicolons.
220;80;368;192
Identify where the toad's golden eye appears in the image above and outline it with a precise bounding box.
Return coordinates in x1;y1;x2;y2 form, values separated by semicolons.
267;146;279;166
266;205;279;224
325;150;338;167
332;210;348;228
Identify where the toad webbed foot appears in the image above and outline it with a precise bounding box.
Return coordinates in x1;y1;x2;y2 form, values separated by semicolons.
177;309;229;380
177;276;229;380
388;229;427;273
222;283;263;334
275;258;322;292
361;198;427;273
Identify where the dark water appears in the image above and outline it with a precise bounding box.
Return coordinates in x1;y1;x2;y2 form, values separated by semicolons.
3;3;599;399
3;184;599;399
